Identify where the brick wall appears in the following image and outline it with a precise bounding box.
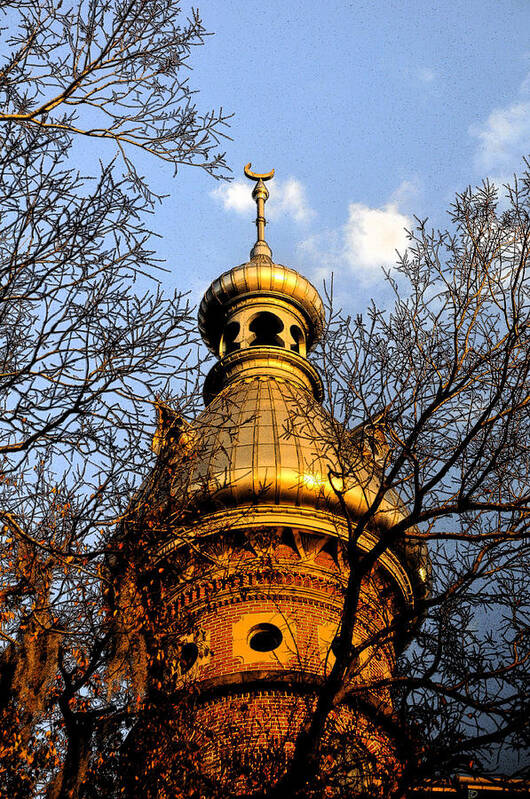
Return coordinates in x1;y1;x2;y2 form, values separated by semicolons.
120;525;403;796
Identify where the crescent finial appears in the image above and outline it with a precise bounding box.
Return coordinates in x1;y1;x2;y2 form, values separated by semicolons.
244;162;275;181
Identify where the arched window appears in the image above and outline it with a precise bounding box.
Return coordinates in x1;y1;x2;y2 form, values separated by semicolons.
290;324;304;353
223;321;240;355
249;312;284;348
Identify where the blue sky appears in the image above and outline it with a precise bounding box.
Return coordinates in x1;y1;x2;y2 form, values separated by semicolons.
140;0;530;318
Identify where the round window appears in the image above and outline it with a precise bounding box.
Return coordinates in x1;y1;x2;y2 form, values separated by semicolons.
248;623;283;652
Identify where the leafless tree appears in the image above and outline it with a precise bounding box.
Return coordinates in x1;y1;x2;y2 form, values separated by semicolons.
0;2;228;796
1;3;528;797
264;172;530;797
108;172;530;799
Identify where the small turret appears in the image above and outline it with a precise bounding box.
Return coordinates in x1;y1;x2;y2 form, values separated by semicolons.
198;163;324;403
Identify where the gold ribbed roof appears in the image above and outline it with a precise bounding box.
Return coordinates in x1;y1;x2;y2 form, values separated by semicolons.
148;373;430;604
168;375;404;530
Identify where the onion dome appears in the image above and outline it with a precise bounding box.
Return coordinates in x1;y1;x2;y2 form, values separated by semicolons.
144;165;431;610
198;259;325;358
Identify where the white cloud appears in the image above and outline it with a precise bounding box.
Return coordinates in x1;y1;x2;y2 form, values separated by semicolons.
211;180;254;215
299;182;413;284
211;177;315;224
343;201;410;275
213;176;414;284
470;74;530;179
272;178;315;223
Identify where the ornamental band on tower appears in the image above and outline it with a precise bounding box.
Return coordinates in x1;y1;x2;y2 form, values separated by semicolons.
110;165;431;797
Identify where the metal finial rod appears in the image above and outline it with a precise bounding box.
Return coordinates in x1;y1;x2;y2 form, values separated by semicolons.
244;163;274;258
253;179;268;242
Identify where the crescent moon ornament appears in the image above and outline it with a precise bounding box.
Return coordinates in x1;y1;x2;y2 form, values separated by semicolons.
244;162;275;181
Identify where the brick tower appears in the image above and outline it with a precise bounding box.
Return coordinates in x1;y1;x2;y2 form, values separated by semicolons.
118;165;430;798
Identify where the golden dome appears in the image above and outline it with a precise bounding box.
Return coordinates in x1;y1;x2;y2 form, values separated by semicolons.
168;375;405;532
151;371;430;606
145;165;430;605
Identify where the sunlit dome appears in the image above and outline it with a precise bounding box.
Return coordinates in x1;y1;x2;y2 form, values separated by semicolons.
143;165;430;608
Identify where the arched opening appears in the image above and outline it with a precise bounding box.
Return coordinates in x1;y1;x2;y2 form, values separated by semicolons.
248;623;283;652
290;324;304;353
222;320;240;355
249;312;284;348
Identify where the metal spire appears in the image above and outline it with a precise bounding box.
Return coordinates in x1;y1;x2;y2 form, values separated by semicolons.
244;162;274;258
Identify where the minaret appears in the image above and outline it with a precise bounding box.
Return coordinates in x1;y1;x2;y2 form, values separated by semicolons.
118;166;430;797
